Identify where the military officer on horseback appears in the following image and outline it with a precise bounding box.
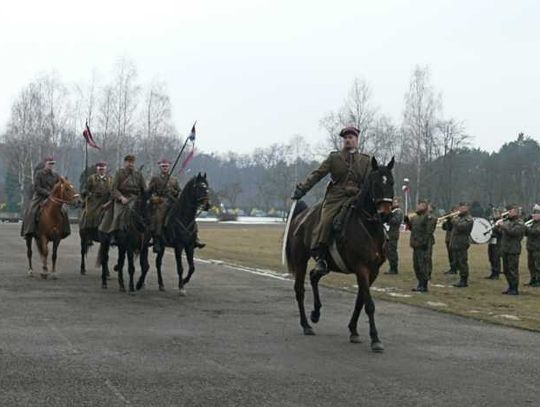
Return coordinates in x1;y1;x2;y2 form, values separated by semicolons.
291;126;371;275
147;158;205;253
148;159;181;253
21;156;71;238
80;161;112;231
99;155;146;235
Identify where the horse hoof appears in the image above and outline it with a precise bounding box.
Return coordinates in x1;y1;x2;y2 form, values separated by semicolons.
41;274;48;280
80;270;86;275
27;271;34;278
159;286;165;292
102;284;107;289
350;335;361;344
303;327;315;336
310;310;320;324
179;289;186;297
371;341;385;352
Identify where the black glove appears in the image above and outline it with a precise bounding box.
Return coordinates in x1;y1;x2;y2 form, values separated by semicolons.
291;186;305;200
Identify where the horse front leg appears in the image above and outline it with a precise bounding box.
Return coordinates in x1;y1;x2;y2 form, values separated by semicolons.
26;237;33;277
117;246;126;292
348;270;366;344
309;269;323;324
127;247;135;294
182;245;195;286
80;234;87;275
136;242;150;291
50;239;60;280
174;246;186;296
153;248;166;291
294;266;313;335
39;236;49;279
99;241;110;289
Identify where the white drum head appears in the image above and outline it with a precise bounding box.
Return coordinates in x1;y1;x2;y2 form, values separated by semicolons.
470;217;492;244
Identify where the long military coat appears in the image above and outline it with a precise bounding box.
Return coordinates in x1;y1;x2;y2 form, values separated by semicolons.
297;150;371;248
21;168;61;237
99;168;146;234
80;173;112;230
147;173;181;235
449;213;474;251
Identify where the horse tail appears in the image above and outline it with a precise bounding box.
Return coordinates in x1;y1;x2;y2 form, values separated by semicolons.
285;200;308;274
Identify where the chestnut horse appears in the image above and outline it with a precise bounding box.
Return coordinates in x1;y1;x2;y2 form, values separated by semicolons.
25;177;79;279
285;157;394;352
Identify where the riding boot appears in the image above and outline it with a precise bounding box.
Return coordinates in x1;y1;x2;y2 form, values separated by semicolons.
384;268;398;275
312;245;329;276
453;276;468;288
194;237;206;249
412;280;426;292
507;283;519;295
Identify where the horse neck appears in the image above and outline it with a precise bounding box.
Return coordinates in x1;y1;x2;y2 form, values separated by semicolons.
175;185;198;221
355;182;377;217
44;183;65;210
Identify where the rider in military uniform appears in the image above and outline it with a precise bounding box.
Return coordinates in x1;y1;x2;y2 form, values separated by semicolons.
21;157;70;238
385;197;403;274
148;159;181;253
99;155;146;235
525;204;540;287
80;162;112;231
449;202;474;288
291;126;371;274
405;199;434;292
495;204;526;295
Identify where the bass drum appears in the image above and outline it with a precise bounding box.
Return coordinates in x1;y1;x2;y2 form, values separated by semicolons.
470;217;492;244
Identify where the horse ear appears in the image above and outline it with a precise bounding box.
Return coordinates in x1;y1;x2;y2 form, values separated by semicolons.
203;172;207;179
387;156;395;170
371;157;379;170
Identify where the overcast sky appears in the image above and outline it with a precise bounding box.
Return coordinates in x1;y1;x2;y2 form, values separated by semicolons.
1;0;539;154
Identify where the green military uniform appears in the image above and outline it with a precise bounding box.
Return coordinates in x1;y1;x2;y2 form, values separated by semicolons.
385;207;403;273
449;213;474;286
99;167;146;234
525;220;540;287
147;173;181;238
441;219;457;274
21;167;70;238
497;217;526;294
426;213;437;279
409;211;434;289
80;173;112;230
296;150;371;251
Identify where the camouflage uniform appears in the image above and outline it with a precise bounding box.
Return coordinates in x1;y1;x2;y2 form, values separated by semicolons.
21;168;70;238
426;214;437;279
497;218;526;293
385;207;403;273
525;220;540;286
487;218;502;278
296;150;371;251
80;173;112;230
441;219;457;274
409;212;434;286
99;168;146;234
147;173;180;238
449;213;474;284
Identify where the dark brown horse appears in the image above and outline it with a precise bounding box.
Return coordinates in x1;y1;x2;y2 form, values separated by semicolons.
136;173;210;295
285;157;394;352
25;177;79;279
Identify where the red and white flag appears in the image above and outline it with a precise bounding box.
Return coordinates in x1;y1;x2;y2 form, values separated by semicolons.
83;121;100;149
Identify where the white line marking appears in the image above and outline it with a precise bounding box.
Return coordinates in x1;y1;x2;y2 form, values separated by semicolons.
44;319;80;355
105;379;131;405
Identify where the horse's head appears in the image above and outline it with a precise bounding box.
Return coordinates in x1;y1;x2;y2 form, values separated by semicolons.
365;157;395;215
51;177;80;205
187;173;211;211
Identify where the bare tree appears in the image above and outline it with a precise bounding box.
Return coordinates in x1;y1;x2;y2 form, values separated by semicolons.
402;65;442;201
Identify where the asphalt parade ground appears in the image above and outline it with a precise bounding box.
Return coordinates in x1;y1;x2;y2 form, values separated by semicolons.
0;223;538;407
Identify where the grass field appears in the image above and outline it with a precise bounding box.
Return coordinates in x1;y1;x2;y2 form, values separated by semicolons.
198;223;540;331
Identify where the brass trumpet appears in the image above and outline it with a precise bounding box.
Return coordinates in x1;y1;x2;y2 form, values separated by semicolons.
436;211;460;224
